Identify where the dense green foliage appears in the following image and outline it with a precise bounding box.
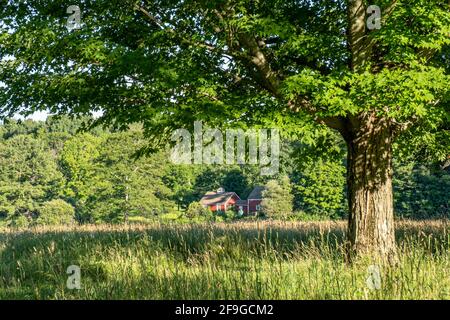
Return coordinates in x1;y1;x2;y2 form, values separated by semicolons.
0;221;448;299
292;158;347;218
394;162;450;218
261;176;294;219
1;1;449;154
0;117;447;227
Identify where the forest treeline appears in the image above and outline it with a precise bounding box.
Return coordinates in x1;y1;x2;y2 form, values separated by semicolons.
0;116;448;227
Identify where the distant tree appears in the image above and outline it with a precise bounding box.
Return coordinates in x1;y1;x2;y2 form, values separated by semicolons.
191;165;263;201
45;115;98;135
293;158;347;218
163;164;199;209
0;119;43;140
59;132;103;222
94;129;175;222
0;134;64;225
192;168;225;200
394;161;450;219
222;168;252;199
261;176;294;219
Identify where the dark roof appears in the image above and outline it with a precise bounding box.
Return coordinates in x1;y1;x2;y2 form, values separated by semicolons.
247;186;265;199
200;192;240;206
235;200;248;206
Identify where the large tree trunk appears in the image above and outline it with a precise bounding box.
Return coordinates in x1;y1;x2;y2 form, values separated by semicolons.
343;0;396;262
345;114;397;262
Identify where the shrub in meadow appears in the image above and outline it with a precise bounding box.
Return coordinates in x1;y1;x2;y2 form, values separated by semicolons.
35;199;75;226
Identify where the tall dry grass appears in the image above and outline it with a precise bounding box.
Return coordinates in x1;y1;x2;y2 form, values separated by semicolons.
0;220;448;299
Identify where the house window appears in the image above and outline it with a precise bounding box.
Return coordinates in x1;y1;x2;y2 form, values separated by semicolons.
256;205;261;211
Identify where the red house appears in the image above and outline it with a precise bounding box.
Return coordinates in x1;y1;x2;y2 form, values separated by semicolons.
200;186;265;215
246;186;264;215
199;188;240;212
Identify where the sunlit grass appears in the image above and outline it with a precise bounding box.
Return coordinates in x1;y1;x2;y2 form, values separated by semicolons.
0;220;448;299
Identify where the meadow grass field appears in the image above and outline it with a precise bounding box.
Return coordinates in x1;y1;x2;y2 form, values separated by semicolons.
0;220;448;300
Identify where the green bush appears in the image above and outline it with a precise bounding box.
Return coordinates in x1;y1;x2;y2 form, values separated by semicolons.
216;209;239;222
35;199;75;226
8;215;30;228
185;202;213;220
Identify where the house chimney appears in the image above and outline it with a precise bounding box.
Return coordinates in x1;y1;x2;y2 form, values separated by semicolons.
217;187;225;194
